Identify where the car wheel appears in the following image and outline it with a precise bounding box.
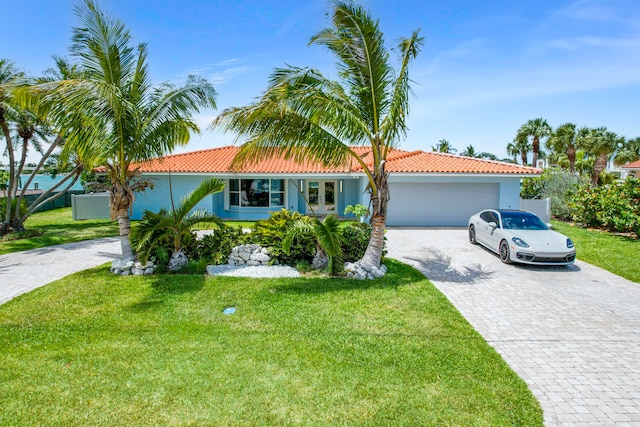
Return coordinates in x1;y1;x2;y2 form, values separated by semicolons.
499;240;512;264
468;225;478;245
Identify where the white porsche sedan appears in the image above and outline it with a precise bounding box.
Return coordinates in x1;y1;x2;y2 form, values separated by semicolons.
468;209;576;265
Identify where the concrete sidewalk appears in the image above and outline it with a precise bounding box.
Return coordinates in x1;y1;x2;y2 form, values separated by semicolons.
0;238;121;305
386;228;640;427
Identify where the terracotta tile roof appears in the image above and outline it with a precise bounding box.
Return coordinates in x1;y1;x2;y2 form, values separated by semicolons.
621;160;640;169
125;145;541;175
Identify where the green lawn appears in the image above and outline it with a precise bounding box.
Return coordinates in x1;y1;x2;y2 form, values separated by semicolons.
552;220;640;283
0;261;542;426
0;207;119;255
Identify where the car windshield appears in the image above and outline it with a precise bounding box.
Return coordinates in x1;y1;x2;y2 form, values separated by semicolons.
500;212;549;230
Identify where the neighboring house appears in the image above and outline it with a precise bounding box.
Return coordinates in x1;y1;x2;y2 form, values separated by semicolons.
129;146;540;227
621;160;640;179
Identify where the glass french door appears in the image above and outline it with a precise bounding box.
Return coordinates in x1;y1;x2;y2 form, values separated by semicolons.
307;180;337;214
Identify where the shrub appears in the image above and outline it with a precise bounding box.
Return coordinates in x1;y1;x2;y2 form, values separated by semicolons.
569;178;640;234
195;226;247;265
249;210;316;265
521;168;586;220
340;223;372;262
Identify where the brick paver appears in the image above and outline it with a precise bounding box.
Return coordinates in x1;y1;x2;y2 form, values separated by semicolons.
0;238;121;305
386;228;640;427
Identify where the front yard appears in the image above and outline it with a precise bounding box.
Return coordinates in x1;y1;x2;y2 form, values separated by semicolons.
0;261;543;426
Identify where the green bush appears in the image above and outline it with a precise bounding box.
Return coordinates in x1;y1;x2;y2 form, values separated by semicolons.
340;223;372;262
195;226;247;265
569;178;640;234
521;168;586;220
249;210;316;265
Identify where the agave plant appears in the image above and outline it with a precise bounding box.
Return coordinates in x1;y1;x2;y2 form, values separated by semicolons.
131;178;225;271
283;214;344;275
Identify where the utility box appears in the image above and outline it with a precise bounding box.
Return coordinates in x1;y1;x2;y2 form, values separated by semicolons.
72;193;111;220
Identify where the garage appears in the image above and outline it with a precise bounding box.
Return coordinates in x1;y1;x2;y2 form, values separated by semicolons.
386;182;499;226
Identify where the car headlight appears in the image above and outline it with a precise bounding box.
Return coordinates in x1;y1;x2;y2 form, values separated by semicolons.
567;238;574;249
511;237;529;248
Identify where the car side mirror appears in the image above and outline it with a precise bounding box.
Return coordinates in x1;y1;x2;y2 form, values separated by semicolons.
547;223;553;229
488;221;498;229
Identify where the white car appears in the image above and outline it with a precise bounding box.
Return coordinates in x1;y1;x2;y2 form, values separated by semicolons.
468;209;576;265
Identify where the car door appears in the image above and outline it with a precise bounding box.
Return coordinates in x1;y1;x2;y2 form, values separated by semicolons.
475;211;495;245
484;211;502;250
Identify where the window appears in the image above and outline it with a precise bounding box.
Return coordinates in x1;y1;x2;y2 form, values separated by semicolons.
229;179;285;208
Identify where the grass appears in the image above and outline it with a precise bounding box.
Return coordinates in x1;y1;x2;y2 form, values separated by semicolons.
0;261;543;426
552;220;640;283
0;208;119;255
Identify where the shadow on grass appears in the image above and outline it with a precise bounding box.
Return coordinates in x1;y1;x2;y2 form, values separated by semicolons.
127;273;206;312
271;259;428;295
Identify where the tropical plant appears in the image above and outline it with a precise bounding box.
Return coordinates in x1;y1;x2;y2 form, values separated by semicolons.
340;222;373;262
580;127;624;186
614;137;640;166
39;0;217;259
250;210;316;265
547;123;585;173
516;118;552;167
213;1;422;270
343;203;369;222
195;226;247;265
432;139;456;154
131;178;225;271
510;133;532;165
283;214;344;275
521;168;586;220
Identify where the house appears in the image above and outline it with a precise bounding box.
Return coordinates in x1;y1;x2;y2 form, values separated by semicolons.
129;146;541;227
621;160;640;178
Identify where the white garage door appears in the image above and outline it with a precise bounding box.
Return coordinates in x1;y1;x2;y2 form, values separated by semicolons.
387;183;499;226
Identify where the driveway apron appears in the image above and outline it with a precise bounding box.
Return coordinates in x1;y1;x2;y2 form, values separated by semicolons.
0;238;121;305
386;228;640;427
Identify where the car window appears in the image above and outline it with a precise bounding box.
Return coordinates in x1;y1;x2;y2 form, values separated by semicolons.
480;211;495;223
501;212;548;230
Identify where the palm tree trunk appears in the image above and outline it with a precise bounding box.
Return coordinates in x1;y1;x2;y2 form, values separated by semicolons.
111;187;134;259
359;173;389;269
532;136;540;167
567;147;576;173
591;153;608;187
0;108;15;228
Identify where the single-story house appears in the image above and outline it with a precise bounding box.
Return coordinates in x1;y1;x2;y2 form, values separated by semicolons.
621;160;640;178
129;146;540;227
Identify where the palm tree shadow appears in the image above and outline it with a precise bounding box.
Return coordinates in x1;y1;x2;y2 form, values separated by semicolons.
127;274;205;312
402;249;494;284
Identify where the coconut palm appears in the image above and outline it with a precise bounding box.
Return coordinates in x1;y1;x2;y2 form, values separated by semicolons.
213;1;422;270
517;118;552;167
131;178;225;271
44;1;217;259
432;139;456;154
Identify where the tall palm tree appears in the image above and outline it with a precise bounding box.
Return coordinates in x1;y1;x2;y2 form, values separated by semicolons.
581;127;623;186
511;133;532;165
44;1;217;258
213;1;422;270
432;139;456;154
546;122;582;173
517;118;552;167
460;145;478;157
614;136;640;166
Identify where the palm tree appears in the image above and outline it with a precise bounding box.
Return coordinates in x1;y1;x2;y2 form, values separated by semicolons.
44;1;217;259
283;214;344;275
213;1;422;270
614;137;640;166
581;127;623;186
460;145;478;157
432;139;456;154
131;178;225;271
517;118;552;167
511;133;532;165
547;123;582;172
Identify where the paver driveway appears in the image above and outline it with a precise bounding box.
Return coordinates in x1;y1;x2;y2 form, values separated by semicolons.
386;228;640;427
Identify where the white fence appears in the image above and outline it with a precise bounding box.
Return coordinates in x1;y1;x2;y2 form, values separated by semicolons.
71;193;111;220
520;198;551;223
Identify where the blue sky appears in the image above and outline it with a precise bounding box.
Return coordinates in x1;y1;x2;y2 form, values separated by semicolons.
3;0;639;160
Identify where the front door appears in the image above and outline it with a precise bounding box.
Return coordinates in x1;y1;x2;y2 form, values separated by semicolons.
307;180;337;214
